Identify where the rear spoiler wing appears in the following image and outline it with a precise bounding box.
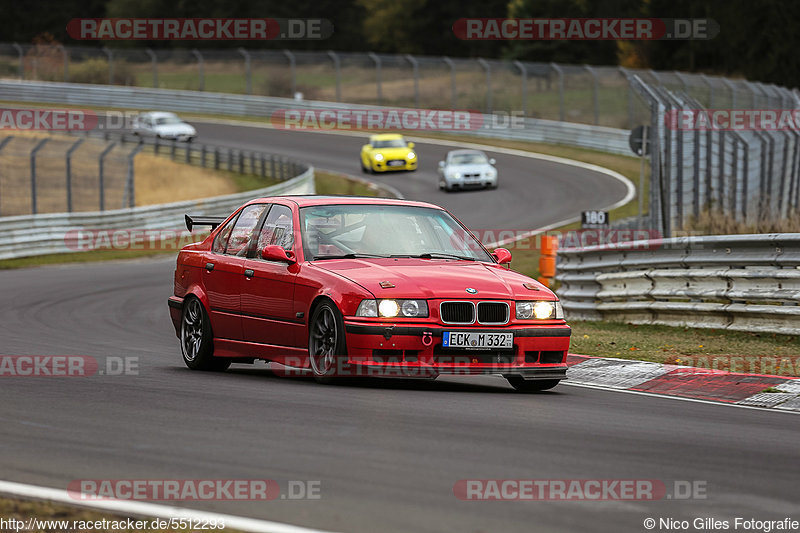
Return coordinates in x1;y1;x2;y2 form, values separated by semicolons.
185;214;226;232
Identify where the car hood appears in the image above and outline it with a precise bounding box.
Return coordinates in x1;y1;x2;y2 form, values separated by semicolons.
445;163;493;174
371;147;413;159
314;258;552;300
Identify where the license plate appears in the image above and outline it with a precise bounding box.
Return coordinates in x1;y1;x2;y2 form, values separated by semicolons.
387;160;404;167
442;331;513;349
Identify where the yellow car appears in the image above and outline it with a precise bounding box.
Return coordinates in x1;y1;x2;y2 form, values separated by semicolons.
360;134;417;173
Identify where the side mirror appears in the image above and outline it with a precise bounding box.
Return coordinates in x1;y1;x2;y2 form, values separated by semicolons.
489;158;496;165
261;245;296;263
491;247;512;265
407;142;415;149
438;161;445;168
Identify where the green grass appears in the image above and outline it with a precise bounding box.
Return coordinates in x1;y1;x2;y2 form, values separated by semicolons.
570;320;800;376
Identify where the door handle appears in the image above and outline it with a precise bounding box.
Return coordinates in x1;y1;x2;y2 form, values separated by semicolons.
244;269;255;278
205;262;214;271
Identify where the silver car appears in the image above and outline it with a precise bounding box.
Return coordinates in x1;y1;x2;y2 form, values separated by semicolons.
133;112;197;142
438;150;498;191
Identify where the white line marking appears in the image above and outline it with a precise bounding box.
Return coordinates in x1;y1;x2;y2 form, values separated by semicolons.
0;480;338;533
561;382;800;415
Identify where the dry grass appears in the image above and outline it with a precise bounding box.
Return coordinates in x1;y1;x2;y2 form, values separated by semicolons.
682;208;800;234
133;155;237;206
0;131;238;214
0;496;242;532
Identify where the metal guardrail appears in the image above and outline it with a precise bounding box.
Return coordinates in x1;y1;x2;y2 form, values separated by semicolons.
0;167;314;261
0;80;632;155
555;233;800;334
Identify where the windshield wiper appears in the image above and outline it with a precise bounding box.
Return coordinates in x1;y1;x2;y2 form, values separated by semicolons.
312;253;390;260
391;253;476;261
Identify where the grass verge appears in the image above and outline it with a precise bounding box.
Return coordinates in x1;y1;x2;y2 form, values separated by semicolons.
569;320;800;377
0;496;241;532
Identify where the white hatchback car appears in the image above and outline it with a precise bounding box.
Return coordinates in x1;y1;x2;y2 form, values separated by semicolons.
438;149;498;191
133;112;197;142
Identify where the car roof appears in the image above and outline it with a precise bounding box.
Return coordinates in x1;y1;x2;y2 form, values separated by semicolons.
369;133;405;141
143;112;179;119
244;195;442;210
447;149;485;156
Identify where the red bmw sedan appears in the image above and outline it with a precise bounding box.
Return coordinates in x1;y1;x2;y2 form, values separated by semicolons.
168;196;570;391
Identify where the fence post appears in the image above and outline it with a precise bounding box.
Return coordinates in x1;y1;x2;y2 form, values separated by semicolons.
282;49;296;96
124;144;144;208
30;138;49;215
476;59;492;114
11;43;23;79
98;141;117;211
327;51;341;102
201;144;207;167
192;49;204;91
442;56;456;110
214;147;219;170
228;148;233;171
619;67;634;129
0;136;14;215
368;52;382;105
404;54;419;108
513;60;527;117
185;142;191;164
700;74;715;108
550;63;564;122
65;138;85;213
102;47;114;85
260;153;266;177
584;65;599;125
238;48;252;95
171;140;177;160
270;155;276;178
145;48;158;87
721;78;737;109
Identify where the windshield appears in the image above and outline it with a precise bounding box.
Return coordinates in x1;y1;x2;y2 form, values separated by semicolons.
450;153;489;165
372;139;407;148
300;204;492;261
155;116;183;125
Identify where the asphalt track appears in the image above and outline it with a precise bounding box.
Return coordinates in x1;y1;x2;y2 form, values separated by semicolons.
1;124;797;532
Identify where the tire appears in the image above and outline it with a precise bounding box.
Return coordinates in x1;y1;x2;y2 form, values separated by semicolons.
180;297;231;371
506;376;560;392
308;301;349;384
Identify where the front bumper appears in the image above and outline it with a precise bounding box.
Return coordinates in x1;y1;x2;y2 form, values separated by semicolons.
373;159;417;172
342;322;570;379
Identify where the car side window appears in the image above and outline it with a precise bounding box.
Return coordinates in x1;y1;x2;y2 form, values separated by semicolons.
225;204;269;257
211;216;236;254
256;204;294;256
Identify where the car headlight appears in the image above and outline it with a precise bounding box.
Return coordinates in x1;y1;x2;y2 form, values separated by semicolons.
447;171;460;180
487;169;496;177
374;153;384;161
516;301;563;320
407;151;416;160
356;299;429;318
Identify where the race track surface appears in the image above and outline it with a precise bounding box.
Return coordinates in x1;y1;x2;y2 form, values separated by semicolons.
1;125;795;532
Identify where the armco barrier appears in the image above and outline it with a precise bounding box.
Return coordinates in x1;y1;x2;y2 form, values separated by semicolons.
0;167;314;261
0;80;632;155
556;233;800;335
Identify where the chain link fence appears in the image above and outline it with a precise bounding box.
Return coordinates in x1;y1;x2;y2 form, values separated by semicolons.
0;43;650;128
623;71;800;237
0;130;308;217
